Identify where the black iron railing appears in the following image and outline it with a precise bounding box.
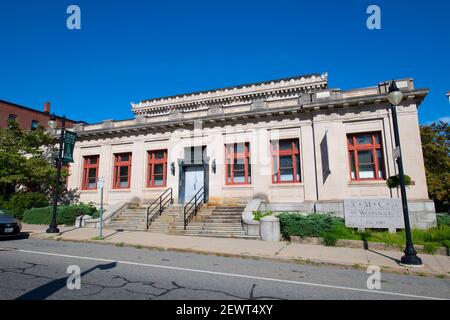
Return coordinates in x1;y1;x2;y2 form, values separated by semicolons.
183;186;205;230
146;187;173;229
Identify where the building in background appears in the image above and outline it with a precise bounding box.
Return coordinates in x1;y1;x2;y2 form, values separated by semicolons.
0;100;84;130
68;73;436;230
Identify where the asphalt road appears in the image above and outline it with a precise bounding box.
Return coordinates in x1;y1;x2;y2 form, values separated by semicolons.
0;237;448;300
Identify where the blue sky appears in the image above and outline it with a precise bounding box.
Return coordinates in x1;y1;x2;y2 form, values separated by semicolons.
0;0;448;124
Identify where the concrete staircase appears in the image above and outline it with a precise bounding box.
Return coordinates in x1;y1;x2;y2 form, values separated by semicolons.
108;203;259;239
107;204;148;231
177;206;259;239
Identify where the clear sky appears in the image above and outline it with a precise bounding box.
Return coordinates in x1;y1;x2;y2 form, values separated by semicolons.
0;0;449;124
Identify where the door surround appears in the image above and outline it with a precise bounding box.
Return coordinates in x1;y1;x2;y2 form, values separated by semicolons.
178;159;209;204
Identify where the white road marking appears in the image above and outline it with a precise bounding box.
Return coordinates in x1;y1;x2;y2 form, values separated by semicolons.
5;248;447;300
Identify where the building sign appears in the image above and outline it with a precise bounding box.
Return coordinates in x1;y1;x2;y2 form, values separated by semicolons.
63;131;77;164
344;199;404;230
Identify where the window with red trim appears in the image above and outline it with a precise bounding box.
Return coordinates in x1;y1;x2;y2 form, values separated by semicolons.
82;156;99;190
147;149;167;187
271;139;301;183
225;143;251;185
347;132;385;181
113;153;132;189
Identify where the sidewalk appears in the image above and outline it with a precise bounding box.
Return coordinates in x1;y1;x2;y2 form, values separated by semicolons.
23;224;450;277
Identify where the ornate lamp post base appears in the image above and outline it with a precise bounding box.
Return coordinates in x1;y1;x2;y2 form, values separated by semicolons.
46;226;60;234
400;248;423;267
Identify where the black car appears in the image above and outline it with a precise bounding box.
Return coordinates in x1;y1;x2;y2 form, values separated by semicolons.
0;210;22;238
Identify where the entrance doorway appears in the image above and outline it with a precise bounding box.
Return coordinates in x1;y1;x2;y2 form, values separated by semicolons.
184;165;204;203
178;146;209;204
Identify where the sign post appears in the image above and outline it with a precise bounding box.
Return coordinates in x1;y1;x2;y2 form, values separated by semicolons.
98;177;104;239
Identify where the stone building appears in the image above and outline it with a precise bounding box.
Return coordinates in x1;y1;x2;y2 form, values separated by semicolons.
68;73;436;230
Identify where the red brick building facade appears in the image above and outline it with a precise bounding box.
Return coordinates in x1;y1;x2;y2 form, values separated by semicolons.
0;100;84;130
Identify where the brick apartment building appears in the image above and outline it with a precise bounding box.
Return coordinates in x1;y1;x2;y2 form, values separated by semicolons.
0;99;84;130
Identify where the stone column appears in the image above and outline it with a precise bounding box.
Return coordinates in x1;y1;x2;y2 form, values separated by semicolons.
99;144;112;205
252;127;270;200
130;140;145;201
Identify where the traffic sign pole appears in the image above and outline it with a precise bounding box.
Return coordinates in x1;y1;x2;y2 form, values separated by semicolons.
98;177;104;239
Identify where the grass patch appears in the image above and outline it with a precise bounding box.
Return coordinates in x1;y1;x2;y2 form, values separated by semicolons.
115;242;124;247
252;210;273;221
91;236;103;241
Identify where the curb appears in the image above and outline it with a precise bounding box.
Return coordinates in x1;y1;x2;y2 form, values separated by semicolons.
28;232;449;279
290;236;449;256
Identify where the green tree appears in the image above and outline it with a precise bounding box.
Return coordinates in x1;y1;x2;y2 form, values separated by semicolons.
0;120;78;217
420;121;450;212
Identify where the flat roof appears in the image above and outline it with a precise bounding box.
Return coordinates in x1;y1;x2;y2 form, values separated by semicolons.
0;99;87;124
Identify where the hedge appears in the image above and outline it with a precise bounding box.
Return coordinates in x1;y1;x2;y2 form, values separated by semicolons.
0;192;49;220
23;203;99;225
278;212;344;238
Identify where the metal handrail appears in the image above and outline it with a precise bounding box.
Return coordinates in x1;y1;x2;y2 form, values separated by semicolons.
146;187;173;229
183;186;205;230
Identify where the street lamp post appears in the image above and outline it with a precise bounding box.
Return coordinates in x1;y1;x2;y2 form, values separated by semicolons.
46;114;66;234
387;80;422;266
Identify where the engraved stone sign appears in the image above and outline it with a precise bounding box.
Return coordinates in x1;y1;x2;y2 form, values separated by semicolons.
208;105;223;116
169;109;182;121
344;199;404;231
251;99;267;110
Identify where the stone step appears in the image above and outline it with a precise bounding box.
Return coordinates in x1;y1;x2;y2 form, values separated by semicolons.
108;226;147;231
205;217;242;221
209;217;242;220
178;233;259;239
181;232;247;236
212;211;243;214
115;216;145;220
182;225;243;229
119;215;146;219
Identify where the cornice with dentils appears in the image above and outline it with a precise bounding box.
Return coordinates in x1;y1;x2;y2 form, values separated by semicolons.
131;73;329;115
72;88;428;141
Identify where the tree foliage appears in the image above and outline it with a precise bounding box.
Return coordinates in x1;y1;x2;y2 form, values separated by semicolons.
420;121;450;212
0;120;78;206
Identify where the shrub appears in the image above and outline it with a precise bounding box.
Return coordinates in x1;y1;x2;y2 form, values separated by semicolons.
437;213;450;227
323;232;338;246
442;240;450;248
423;242;438;254
252;210;273;221
0;192;49;220
23;202;99;225
278;212;344;238
386;175;411;189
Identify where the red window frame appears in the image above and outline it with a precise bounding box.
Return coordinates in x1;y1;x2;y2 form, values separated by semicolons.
271;139;301;184
147;149;168;188
82;156;99;190
347;132;385;181
113;153;132;189
225;142;251;185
